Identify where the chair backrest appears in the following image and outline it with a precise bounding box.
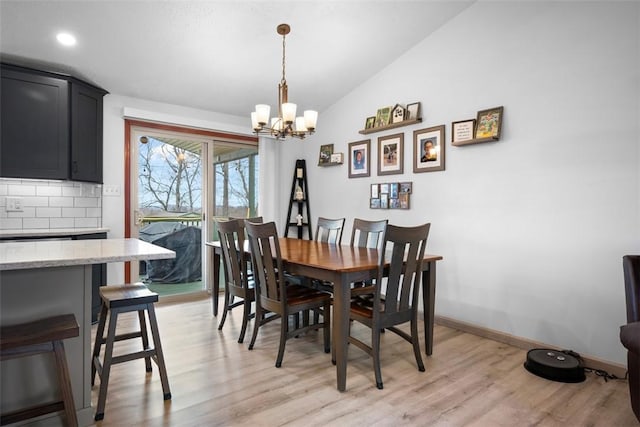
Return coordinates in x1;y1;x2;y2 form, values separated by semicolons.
350;218;388;249
232;216;264;224
246;221;286;309
217;219;249;291
623;255;640;323
316;217;345;244
375;223;430;317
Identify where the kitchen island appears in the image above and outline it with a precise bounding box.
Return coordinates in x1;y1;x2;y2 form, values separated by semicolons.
0;238;175;426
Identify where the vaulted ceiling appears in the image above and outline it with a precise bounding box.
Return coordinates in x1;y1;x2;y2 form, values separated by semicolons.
0;1;474;119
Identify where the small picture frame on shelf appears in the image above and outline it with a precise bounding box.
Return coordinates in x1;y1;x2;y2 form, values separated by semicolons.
348;139;371;178
413;124;445;173
318;144;333;165
365;116;376;129
391;104;405;123
406;102;421;120
452;119;476;143
475;106;504;139
377;133;404;176
374;106;392;127
330;153;343;164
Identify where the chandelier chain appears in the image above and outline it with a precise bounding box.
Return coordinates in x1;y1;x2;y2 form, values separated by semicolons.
281;31;287;85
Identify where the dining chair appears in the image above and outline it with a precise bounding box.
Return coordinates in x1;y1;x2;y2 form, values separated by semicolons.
348;222;431;389
216;219;255;343
315;217;345;244
350;218;388;295
245;221;331;367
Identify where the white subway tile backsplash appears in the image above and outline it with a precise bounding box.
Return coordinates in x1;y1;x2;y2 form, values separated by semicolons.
75;198;99;208
62;207;86;217
36;207;62;218
1;218;23;229
0;178;102;232
75;217;98;228
49;197;75;207
8;184;36;196
50;218;75;228
36;186;62;197
23;218;50;229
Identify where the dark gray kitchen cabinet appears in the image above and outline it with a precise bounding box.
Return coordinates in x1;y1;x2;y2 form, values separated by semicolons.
0;63;107;183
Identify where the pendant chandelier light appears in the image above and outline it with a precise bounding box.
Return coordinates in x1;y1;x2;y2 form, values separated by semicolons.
250;24;318;139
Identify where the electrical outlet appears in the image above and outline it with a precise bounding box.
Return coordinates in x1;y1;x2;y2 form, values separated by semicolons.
6;197;23;212
102;185;121;197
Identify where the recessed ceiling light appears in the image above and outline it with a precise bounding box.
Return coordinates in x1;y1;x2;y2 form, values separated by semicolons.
56;32;76;47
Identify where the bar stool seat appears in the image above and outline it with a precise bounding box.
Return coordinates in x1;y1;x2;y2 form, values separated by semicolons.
91;283;171;421
0;314;79;427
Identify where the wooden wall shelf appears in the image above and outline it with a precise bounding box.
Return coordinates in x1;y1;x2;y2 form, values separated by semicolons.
358;118;422;135
452;136;500;147
318;162;342;167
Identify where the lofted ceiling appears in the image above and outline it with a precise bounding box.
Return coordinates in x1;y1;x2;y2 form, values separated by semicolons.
0;1;474;120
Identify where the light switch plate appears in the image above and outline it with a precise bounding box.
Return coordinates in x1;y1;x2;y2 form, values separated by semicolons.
6;197;23;212
103;185;121;197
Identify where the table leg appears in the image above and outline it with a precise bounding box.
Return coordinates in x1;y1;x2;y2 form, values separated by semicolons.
422;261;436;356
212;250;220;316
333;274;349;391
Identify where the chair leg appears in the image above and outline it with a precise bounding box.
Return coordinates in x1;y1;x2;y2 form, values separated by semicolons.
323;303;330;354
147;303;171;400
275;313;288;368
411;317;425;372
138;309;152;372
218;287;231;330
372;326;383;389
95;308;118;421
91;304;108;386
238;298;250;343
248;304;262;350
53;340;78;427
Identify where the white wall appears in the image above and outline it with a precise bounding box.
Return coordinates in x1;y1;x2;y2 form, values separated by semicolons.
278;2;639;364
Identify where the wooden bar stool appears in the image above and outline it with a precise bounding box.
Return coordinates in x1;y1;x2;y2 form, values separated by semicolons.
0;314;79;427
91;283;171;421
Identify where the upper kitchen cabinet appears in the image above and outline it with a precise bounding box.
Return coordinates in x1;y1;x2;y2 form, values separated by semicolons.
0;63;108;183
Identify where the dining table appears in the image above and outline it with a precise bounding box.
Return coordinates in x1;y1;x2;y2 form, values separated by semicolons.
206;237;442;392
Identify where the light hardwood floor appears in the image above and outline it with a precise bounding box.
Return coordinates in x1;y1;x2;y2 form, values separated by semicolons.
91;295;638;426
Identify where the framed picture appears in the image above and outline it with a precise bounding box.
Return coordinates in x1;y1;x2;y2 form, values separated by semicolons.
374;106;392;127
365;116;376;129
348;139;371;178
399;193;410;209
400;182;412;194
413;124;445;173
370;184;379;198
318;143;333;165
452;119;476;143
389;198;400;209
370;198;381;209
377;133;403;176
391;104;405;123
475;106;504;139
406;102;421;120
380;193;389;209
389;183;399;199
380;183;389;194
330;153;343;164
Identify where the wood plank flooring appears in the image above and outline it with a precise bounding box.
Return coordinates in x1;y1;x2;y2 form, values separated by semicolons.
91;296;638;426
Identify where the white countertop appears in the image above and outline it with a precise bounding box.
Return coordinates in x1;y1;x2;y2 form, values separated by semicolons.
0;227;110;239
0;238;175;270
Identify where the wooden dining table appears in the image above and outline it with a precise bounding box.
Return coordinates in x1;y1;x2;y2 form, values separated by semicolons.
206;237;442;392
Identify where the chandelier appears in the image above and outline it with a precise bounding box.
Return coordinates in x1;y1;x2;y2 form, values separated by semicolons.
250;24;318;139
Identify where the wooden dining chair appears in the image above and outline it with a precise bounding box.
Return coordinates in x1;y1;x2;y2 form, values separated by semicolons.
245;221;331;367
348;222;431;389
217;219;256;343
315;217;345;244
350;218;388;249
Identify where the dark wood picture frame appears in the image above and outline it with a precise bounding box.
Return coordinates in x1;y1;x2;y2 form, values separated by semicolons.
451;119;476;143
377;133;403;176
413;124;445;173
365;116;376;129
406;102;421;120
318;143;333;165
475;106;504;139
348;139;371;178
